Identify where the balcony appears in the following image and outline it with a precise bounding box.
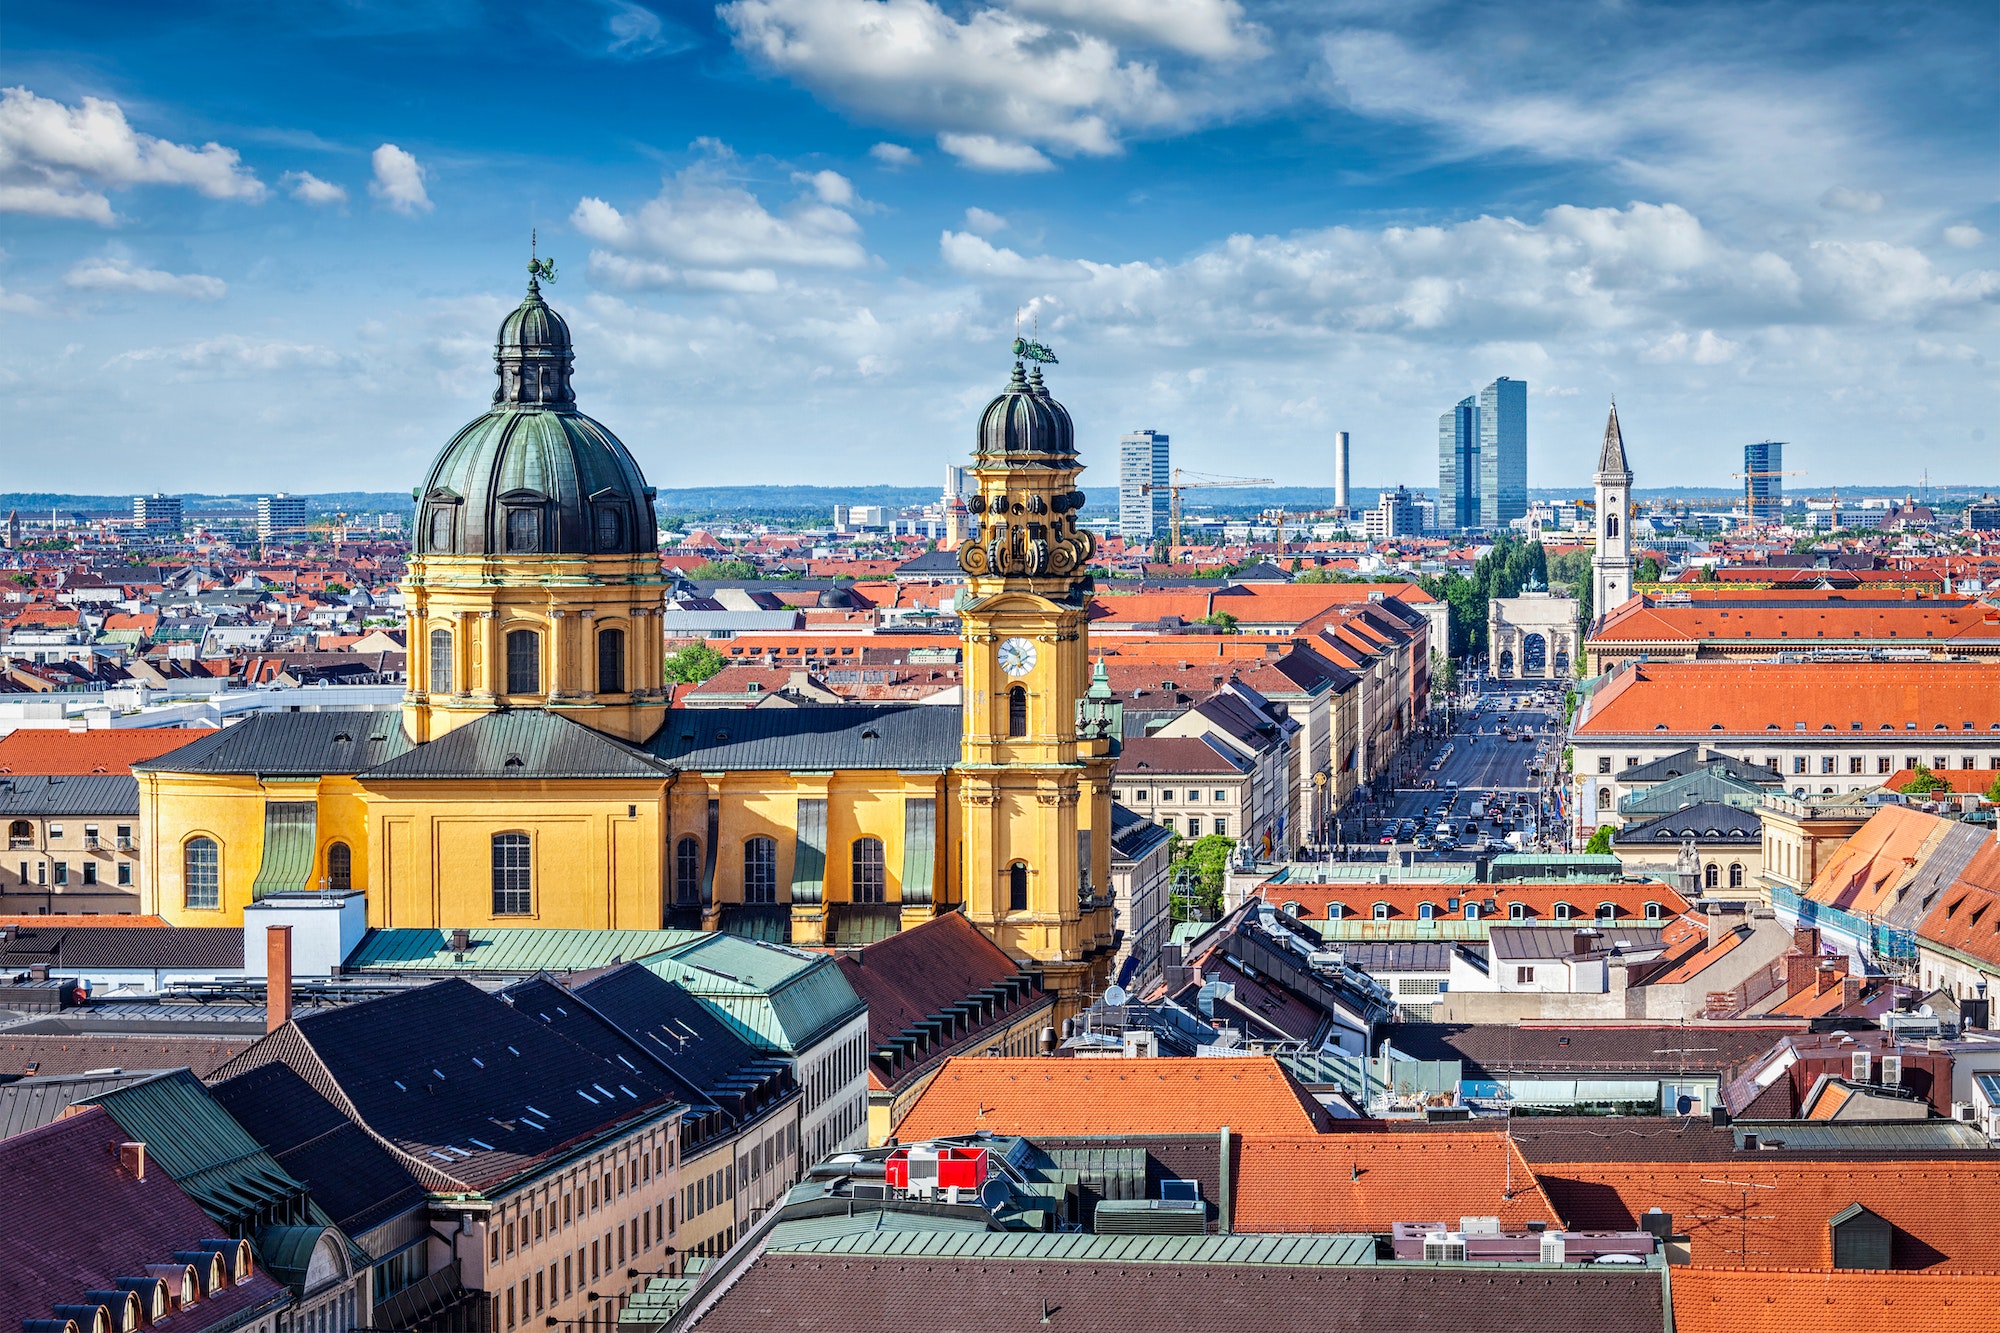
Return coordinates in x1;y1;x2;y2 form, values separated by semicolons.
83;836;102;850
116;837;136;852
7;838;31;851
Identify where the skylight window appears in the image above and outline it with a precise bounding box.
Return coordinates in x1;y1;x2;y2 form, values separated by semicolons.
394;1080;407;1092
619;1085;638;1098
468;1137;495;1151
577;1089;599;1104
526;1104;549;1118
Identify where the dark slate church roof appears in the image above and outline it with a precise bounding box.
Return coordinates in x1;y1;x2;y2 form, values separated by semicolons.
134;710;414;776
650;704;961;772
1615;799;1762;844
361;708;674;780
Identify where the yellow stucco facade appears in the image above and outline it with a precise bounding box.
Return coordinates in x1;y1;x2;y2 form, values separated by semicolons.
139;286;1120;1009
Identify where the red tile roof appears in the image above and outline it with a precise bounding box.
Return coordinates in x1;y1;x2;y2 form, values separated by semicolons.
1574;661;2000;737
894;1056;1330;1139
1535;1158;2000;1269
1261;880;1689;923
1670;1266;2000;1333
1916;841;2000;969
0;728;205;775
1233;1132;1558;1232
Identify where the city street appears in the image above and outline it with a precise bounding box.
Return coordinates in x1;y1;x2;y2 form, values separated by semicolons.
1332;676;1571;861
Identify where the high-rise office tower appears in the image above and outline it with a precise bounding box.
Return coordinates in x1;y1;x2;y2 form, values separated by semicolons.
133;494;183;532
257;493;308;542
1438;396;1479;529
1333;431;1351;513
1744;441;1785;524
1118;430;1170;542
1478;377;1527;528
944;465;972;501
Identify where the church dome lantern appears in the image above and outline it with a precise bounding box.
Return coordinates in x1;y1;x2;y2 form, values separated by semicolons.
975;342;1076;467
414;266;657;559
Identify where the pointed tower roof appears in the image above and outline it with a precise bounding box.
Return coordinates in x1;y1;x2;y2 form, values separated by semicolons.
1595;401;1632;481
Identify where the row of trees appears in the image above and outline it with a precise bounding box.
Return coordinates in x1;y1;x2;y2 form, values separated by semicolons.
1419;533;1554;659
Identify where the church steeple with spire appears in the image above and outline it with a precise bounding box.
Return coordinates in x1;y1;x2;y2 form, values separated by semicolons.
1592;401;1634;624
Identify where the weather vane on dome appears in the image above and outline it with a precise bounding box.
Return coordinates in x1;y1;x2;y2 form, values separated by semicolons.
1011;311;1056;364
528;228;557;284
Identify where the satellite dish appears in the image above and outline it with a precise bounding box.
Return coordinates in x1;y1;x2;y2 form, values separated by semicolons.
1103;984;1130;1007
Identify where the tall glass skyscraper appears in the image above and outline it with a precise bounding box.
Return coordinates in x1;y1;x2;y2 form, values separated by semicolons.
1438;397;1479;530
1479;376;1528;528
1436;377;1527;529
1118;430;1171;541
1744;440;1785;524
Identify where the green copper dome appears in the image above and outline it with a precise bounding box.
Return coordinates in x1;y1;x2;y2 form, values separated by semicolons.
975;361;1077;467
413;277;657;558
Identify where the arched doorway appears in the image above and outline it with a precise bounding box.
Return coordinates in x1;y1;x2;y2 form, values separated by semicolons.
1553;640;1570;675
1522;633;1548;676
1498;649;1515;677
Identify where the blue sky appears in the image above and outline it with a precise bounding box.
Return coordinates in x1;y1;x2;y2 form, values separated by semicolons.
4;0;1995;496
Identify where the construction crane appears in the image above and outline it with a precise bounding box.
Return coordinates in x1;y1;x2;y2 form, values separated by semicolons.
1731;466;1806;527
1142;468;1274;554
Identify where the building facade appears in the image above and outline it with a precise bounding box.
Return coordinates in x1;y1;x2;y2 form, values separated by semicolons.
134;493;184;531
1592;403;1634;623
1117;429;1170;542
1478;376;1528;528
257;494;309;543
1744;440;1785;524
1438;396;1479;530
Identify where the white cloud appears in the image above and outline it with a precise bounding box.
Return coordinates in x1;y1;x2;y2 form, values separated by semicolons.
963;206;1007;235
722;0;1181;162
1944;224;1983;249
1009;0;1263;58
938;134;1053;173
869;142;917;167
573;151;869;288
1820;185;1885;214
64;256;226;300
1640;329;1739;365
111;335;343;372
0;86;264;223
369;144;431;214
283;171;347;206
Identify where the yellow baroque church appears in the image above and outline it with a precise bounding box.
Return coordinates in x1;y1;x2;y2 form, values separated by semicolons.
138;271;1121;1002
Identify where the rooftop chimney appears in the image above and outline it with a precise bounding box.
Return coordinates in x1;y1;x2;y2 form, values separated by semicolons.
1707;908;1723;950
1816;955;1850;995
119;1141;146;1180
266;926;293;1035
1792;926;1821;956
1785;952;1816;998
1840;975;1861;1008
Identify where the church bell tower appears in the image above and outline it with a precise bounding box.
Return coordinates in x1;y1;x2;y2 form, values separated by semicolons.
1592;401;1634;626
955;345;1120;1012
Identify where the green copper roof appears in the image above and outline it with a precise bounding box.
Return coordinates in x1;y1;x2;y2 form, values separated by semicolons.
638;935;865;1055
250;801;317;900
345;927;705;974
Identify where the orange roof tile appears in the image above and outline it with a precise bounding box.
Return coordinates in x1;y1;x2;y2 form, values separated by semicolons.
1883;768;2000;795
1233;1133;1558;1233
893;1056;1329;1139
1574;661;2000;737
1535;1158;2000;1269
1670;1266;2000;1333
1803;806;1954;917
0;914;168;927
1260;880;1689;923
0;728;204;775
1591;593;2000;646
1916;842;2000;969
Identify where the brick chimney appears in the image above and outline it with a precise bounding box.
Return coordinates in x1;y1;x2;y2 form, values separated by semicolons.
1792;926;1821;956
266;925;293;1035
1840;975;1862;1009
1815;954;1850;995
1785;952;1817;997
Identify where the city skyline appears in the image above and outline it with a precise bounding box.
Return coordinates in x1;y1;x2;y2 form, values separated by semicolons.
2;2;1994;495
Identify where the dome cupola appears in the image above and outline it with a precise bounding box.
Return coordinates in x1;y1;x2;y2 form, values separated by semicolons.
413;269;657;559
975;357;1076;466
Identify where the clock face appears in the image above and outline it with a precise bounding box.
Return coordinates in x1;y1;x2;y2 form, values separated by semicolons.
997;637;1038;677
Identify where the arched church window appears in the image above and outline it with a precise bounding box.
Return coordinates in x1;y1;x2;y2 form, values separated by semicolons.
1008;685;1028;738
325;841;351;892
1008;862;1030;912
492;833;532;915
675;837;702;905
852;838;886;904
506;508;541;553
183;838;220;911
1606;514;1620;539
744;837;778;904
1597;787;1612;810
1704;863;1720;889
597;628;626;695
506;629;541;694
428;628;453;694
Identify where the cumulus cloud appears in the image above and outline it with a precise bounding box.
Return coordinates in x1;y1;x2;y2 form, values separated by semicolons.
1944;224;1983;249
1640;329;1739;365
283;171;347;206
1820;185;1885;214
1009;0;1263;58
963;206;1007;234
369;144;431;214
573;151;869;290
0;86;264;223
65;256;226;300
110;334;343;372
869;142;917;167
722;0;1182;162
937;133;1054;172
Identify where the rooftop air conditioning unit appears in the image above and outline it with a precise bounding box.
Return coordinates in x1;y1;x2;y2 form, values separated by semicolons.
1881;1054;1902;1087
1954;1102;1979;1123
1539;1230;1567;1264
1851;1050;1872;1083
1423;1232;1467;1262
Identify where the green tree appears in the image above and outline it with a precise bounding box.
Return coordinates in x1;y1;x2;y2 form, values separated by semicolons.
1168;833;1237;920
1900;764;1950;796
1295;567;1334;584
691;559;758;581
663;642;727;683
1583;824;1614;855
1984;771;2000;804
7;573;32;588
1635;556;1662;582
1196;610;1240;634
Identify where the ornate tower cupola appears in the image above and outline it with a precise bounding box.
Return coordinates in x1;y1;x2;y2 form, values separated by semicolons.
950;338;1116;1013
401;259;668;745
1592;400;1635;626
